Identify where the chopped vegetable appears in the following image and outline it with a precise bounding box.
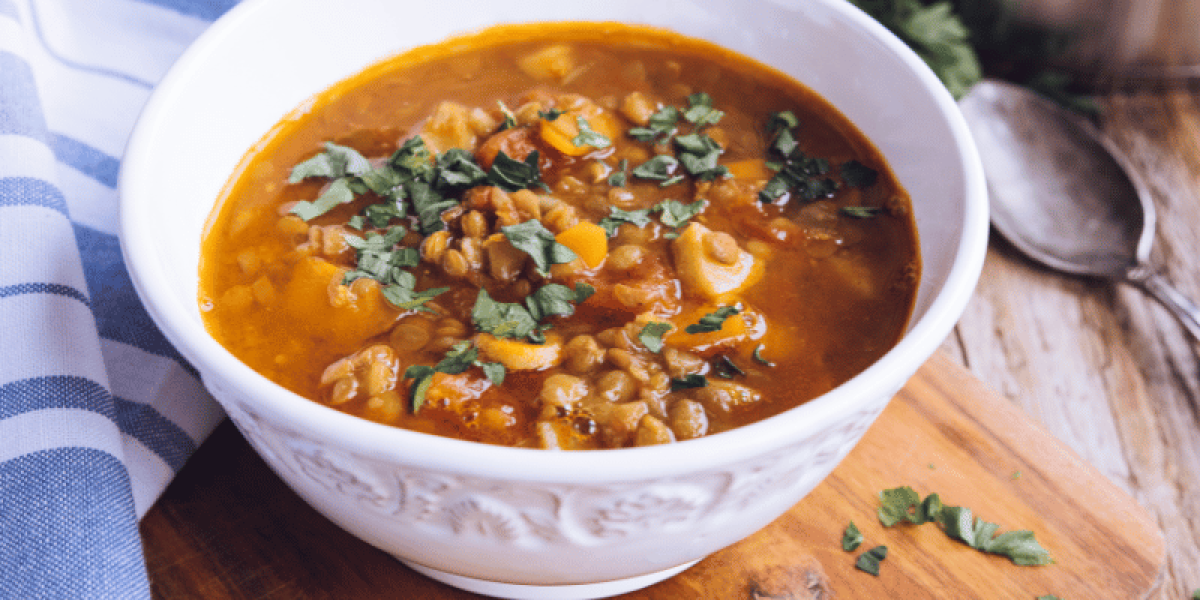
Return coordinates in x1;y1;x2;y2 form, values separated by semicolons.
686;305;741;334
855;545;888;576
842;520;864;551
555;221;608;268
639;322;674;353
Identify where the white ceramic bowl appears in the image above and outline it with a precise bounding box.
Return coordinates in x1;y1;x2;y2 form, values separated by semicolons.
120;1;987;598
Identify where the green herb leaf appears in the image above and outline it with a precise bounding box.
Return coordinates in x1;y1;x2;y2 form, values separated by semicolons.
854;545;888;576
711;355;745;379
472;288;539;341
671;374;708;390
526;283;580;322
573;281;595;304
290;177;358;221
538;108;564;121
488;149;543;192
607;158;629;187
934;504;1053;566
389;136;435;180
1037;596;1064;600
628;105;680;142
841;159;879;188
289;141;373;183
381;282;448;311
842;521;864;552
478;361;506;385
497;101;517;131
572;116;612;149
434;341;478;375
848;0;982;99
436;148;489;189
638;322;674;353
654;199;705;229
404;365;435;412
598;205;655;236
752;344;775;367
766;110;799;135
674;133;728;181
841;206;883;218
631;155;680;182
686;305;741;334
501;219;579;276
878;486;924;526
683;92;724;126
408;180;457;234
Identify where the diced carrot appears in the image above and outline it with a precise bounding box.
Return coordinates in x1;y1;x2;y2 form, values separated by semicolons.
555;221;608;268
539;107;620;156
665;303;753;355
475;332;563;371
283;257;400;349
725;158;772;180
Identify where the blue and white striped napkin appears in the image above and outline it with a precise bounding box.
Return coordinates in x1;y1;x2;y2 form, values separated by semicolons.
1;1;238;597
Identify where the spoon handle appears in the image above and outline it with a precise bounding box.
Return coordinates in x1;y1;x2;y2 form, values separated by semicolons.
1128;269;1200;342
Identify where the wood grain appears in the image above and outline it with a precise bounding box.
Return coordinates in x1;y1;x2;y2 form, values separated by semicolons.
140;354;1164;599
940;87;1200;600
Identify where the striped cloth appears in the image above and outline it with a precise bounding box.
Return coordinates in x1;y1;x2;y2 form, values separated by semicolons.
0;1;238;597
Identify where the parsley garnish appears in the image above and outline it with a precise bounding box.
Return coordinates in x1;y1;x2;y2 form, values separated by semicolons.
497;101;517;130
572;116;612;149
404;341;505;412
525;282;592;321
712;355;744;379
404;365;436;412
752;344;775;367
628;105;680;142
686;305;741;334
500;220;579;276
842;521;864;551
487;149;544;192
538;108;564;121
855;545;888;576
1037;596;1064;600
683;92;724;127
289;141;372;183
841;159;879;188
638;322;673;353
670;374;708;390
841;206;883;219
631;155;680;182
290;178;358;221
472;288;540;341
607;158;629;187
655;199;705;230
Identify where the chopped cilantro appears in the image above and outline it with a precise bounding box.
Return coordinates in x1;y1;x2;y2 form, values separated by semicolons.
628;105;679;142
487;149;543;192
848;0;981;99
289;141;372;183
434;341;478;375
638;322;673;353
472;288;540;341
686;305;741;334
766;110;799;135
655;199;705;229
525;283;583;322
501;220;579;276
671;374;708;390
381;282;448;311
683;92;724;126
538;108;564;121
598;205;654;236
842;521;864;552
436;148;489;189
674;133;728;181
572;116;612;149
607;158;629;187
631;155;680;182
841;159;879;188
497;101;517;130
404;365;436;412
712;355;744;379
290;177;357;221
479;361;506;385
1036;596;1064;600
752;344;775;367
841;206;884;218
855;545;888;576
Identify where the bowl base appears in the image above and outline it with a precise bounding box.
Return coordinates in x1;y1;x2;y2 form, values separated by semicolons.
396;557;701;599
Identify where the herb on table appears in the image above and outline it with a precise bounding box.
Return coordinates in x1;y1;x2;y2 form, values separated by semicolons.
842;520;864;551
848;0;981;99
500;220;579;276
670;373;708;390
638;322;674;353
876;486;1053;566
855;545;888;576
1037;595;1064;600
686;305;741;334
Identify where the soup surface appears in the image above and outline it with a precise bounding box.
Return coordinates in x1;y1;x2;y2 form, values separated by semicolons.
199;22;920;449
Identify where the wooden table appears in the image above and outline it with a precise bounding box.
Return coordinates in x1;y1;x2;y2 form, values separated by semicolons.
938;87;1200;600
140;89;1200;598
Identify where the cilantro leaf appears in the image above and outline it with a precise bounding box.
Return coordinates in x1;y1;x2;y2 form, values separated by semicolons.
290;177;357;221
526;283;581;322
674;133;728;181
712;355;745;379
572;115;612;149
683;92;724;126
472;288;539;341
842;521;864;552
538;108;564;121
501;220;578;276
389;136;435;179
752;344;775;367
573;281;595;304
670;374;708;390
598;206;655;236
404;365;435;413
935;505;1051;566
848;0;982;99
1037;596;1064;600
631;155;680;182
766;110;799;135
497;101;517;131
686;305;741;334
289;142;373;183
434;341;478;375
854;545;887;576
607;158;629;187
638;322;673;353
478;361;506;385
436;148;489;190
408;180;457;234
841;159;879;188
841;206;884;218
654;199;705;229
628;105;679;142
381;282;448;311
488;149;543;192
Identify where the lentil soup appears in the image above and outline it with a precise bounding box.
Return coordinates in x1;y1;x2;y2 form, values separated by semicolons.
199;22;920;450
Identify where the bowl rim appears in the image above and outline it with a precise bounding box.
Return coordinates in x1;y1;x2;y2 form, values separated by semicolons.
119;0;989;483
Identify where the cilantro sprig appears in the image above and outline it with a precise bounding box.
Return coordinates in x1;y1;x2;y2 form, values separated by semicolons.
403;341;505;412
597;199;705;237
685;305;741;334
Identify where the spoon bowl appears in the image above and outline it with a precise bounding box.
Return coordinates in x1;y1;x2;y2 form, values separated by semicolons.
960;79;1200;340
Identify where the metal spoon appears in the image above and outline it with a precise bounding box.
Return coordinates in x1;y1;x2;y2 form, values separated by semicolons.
958;79;1200;341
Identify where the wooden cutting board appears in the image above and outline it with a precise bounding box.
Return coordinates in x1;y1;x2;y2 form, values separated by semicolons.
140;353;1166;599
